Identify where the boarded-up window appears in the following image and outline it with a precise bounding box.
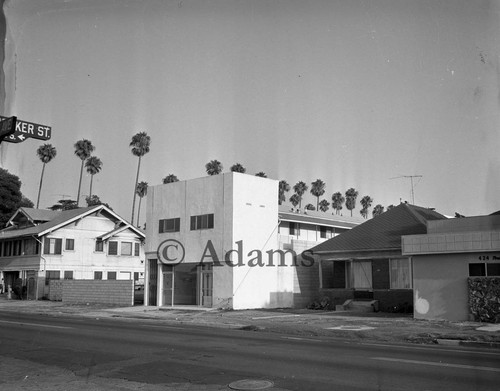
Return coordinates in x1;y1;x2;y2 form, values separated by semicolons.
390;258;412;289
352;261;372;289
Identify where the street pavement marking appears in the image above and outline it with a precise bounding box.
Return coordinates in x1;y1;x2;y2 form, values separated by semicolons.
0;320;73;329
327;325;375;331
371;357;500;373
251;314;301;320
281;336;321;342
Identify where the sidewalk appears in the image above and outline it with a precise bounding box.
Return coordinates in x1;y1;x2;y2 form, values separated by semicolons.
1;295;499;348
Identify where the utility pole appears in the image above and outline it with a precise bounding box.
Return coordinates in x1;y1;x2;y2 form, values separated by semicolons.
390;175;423;205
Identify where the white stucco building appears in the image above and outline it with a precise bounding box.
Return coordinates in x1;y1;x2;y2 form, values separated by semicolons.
144;173;362;309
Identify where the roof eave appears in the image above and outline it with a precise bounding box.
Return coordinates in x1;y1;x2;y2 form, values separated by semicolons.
312;247;401;254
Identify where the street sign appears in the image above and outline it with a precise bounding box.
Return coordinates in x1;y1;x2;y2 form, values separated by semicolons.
0;116;17;141
0;115;52;143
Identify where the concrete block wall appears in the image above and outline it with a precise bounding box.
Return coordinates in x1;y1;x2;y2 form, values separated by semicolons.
62;280;134;306
48;280;63;301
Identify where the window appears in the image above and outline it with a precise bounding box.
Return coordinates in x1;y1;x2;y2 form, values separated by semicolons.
45;270;60;285
12;240;22;256
95;240;104;252
320;226;332;239
64;271;73;280
390;258;412;289
190;214;214;230
159;218;180;233
94;271;103;280
121;242;132;256
134;272;139;282
65;238;75;251
469;263;500;277
23;239;39;255
289;222;299;236
108;241;118;255
108;271;117;280
134;242;140;256
43;238;62;255
487;263;500;276
321;260;347;289
3;241;11;256
469;263;486;277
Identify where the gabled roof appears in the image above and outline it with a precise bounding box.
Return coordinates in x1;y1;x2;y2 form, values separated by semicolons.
7;208;61;226
96;225;135;241
0;205;145;240
310;203;447;254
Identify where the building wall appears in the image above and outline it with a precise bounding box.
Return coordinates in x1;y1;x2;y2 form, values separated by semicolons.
145;173;285;309
0;214;144;300
62;280;133;306
145;174;234;307
405;215;500;321
413;254;473;321
279;221;349;243
230;173;283;309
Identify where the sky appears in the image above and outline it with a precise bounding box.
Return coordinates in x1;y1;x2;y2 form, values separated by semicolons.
0;0;499;224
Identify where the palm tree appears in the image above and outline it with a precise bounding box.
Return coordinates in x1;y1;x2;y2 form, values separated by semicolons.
310;179;326;210
130;132;151;225
319;199;330;212
278;180;291;205
163;174;179;184
85;156;103;198
36;143;57;208
372;204;385;217
255;172;267;178
205;160;223;176
331;192;345;215
74;139;94;207
359;195;373;219
136;181;148;227
293;181;308;209
289;193;300;208
230;163;246;173
345;188;359;217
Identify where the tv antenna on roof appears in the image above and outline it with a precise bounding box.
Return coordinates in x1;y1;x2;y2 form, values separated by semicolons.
389;175;423;205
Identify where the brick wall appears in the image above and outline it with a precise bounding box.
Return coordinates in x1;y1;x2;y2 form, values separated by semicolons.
48;280;63;301
62;280;134;306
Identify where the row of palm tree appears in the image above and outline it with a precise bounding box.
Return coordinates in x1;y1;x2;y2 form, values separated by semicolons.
198;162;387;219
36;140;103;209
202;160;268;178
277;179;385;219
35;132;150;226
36;137;388;226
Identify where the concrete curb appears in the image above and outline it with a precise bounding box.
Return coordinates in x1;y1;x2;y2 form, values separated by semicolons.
436;339;500;349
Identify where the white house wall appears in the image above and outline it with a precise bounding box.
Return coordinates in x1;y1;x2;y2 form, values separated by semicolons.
41;215;144;280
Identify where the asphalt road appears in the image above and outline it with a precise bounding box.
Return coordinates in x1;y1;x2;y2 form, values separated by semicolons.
0;311;499;391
